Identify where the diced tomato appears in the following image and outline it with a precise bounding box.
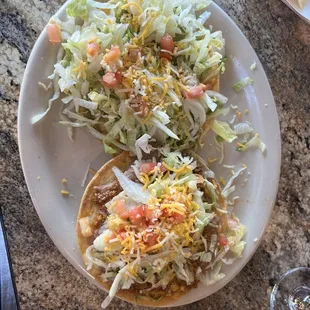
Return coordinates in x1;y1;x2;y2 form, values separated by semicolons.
144;207;158;221
119;204;159;226
171;212;185;224
183;85;204;99
119;231;127;240
160;51;172;60
202;83;213;91
119;212;128;220
87;42;100;57
46;24;61;44
159;163;167;173
128;205;145;225
114;200;127;215
103;46;121;63
114;71;123;84
144;233;158;246
218;233;229;246
102;72;120;88
160;34;174;52
140;162;157;174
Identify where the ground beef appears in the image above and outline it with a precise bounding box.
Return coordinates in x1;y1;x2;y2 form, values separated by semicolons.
93;168;138;205
126;282;151;292
94;180;122;205
193;166;203;175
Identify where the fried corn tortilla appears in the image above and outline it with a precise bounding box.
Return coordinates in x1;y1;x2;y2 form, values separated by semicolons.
77;151;231;307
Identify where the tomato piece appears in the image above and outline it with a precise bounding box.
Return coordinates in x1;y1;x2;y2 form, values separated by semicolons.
128;205;145;225
183;85;204;99
119;231;127;240
159;163;167;173
119;211;129;220
114;199;127;215
103;46;121;63
140;162;157;174
114;71;123;84
218;233;229;246
144;233;158;246
102;72;120;88
171;212;185;224
160;34;174;52
160;51;172;60
87;42;100;57
46;24;61;44
144;207;158;221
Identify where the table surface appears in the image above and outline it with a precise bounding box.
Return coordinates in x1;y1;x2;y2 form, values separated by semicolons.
1;0;310;309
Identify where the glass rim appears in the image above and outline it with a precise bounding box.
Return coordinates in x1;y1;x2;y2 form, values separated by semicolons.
270;267;310;309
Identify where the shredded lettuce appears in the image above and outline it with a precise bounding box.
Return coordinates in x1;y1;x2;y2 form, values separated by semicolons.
135;134;154;161
234;122;253;135
38;0;266;158
150;117;180;140
202;93;217;112
244;134;266;153
104;143;116;155
227;223;246;257
81;151;247;306
250;61;256;71
211;120;237;143
237;134;266;154
222;166;247;196
233;77;253;92
198;261;225;285
112;167;150;204
32;48;64;124
66;0;89;20
206;90;228;104
34;0;238;155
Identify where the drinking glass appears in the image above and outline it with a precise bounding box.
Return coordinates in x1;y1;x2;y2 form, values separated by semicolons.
270;267;310;310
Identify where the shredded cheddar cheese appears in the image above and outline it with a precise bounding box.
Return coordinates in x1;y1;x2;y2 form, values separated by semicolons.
207;157;218;163
237;142;247;150
121;2;143;15
236;110;242;119
161;83;169;100
142;111;153;124
219;177;226;186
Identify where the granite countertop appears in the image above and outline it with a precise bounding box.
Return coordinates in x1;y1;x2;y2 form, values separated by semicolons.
1;0;310;309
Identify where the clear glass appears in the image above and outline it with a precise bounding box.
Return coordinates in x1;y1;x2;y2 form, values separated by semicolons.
270;267;310;310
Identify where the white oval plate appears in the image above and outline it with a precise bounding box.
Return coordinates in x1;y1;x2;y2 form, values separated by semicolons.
18;1;281;307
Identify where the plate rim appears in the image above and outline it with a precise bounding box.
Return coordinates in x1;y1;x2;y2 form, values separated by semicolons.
281;0;310;24
18;0;282;307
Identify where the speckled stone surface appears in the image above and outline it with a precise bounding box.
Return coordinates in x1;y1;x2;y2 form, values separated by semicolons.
0;0;310;309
